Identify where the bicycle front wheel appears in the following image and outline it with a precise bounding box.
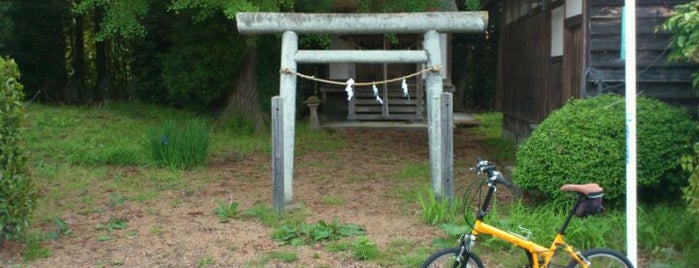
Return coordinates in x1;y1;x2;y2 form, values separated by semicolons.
566;248;634;268
421;247;484;268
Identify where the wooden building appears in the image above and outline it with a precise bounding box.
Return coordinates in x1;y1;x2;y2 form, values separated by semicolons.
319;34;453;122
488;0;698;144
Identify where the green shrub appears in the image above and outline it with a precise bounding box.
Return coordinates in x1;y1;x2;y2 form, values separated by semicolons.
145;119;211;169
680;141;699;223
513;94;695;204
662;0;699;89
0;57;37;241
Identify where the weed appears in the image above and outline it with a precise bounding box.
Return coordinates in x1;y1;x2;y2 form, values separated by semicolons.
241;203;279;227
149;226;164;235
22;231;52;261
108;192;127;208
126;230;138;239
96;217;128;232
197;256;214;267
96;235;112;242
213;200;239;223
272;220;366;246
54;217;72;237
351;236;380;261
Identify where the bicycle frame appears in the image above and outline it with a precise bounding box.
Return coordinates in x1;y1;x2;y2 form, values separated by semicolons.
470;220;588;268
467;180;590;268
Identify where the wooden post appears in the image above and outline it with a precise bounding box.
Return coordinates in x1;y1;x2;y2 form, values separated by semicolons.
272;96;285;216
441;92;454;200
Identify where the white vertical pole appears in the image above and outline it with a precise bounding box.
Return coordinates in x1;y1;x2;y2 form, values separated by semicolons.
424;30;444;197
623;1;638;266
280;31;298;203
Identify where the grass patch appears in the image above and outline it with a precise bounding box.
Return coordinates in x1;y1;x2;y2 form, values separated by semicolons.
145;119;210;169
374;238;431;268
396;161;430;182
260;251;298;263
320;195;346;205
472;112;515;162
418;188;464;225
351;236;380;261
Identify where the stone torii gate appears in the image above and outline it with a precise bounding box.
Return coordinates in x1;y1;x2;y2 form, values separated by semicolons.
236;12;487;213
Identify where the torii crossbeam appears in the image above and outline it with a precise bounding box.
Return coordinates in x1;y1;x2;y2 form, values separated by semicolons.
236;11;488;214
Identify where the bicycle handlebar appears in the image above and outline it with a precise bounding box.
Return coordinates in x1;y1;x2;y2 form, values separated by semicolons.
473;157;512;187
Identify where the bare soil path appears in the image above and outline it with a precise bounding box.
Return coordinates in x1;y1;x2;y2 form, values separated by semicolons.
1;128;506;267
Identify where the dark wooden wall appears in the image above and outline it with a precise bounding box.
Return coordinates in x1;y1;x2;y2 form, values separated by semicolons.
586;0;698;111
499;0;698;144
501;12;553;144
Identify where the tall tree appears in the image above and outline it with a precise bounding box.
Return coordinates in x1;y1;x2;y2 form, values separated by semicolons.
0;1;12;55
9;0;69;101
168;0;289;129
70;0;87;100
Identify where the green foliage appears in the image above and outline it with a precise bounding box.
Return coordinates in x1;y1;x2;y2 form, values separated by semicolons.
8;0;68;99
356;0;446;12
418;189;464;225
213;200;239;223
196;256;214;267
638;204;699;266
662;0;699;89
271;220;366;246
0;57;36;241
160;12;245;109
96;217;129;232
22;231;52;261
145;119;211;169
75;0;149;40
513;94;695;204
464;0;481;11
680;141;699;223
473;112;516;161
0;2;12;53
260;251;298;264
352;236;380;261
241;203;279;227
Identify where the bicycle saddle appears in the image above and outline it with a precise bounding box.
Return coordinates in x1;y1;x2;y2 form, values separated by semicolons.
560;183;603;195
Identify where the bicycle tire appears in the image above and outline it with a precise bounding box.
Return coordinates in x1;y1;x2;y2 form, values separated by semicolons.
566;248;634;268
421;247;485;268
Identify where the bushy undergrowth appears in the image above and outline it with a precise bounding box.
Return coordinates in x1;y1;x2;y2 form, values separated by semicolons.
146;119;211;169
513;94;695;204
680;141;699;224
0;57;37;241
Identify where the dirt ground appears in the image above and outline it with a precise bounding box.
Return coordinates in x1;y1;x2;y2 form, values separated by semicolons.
1;128;510;267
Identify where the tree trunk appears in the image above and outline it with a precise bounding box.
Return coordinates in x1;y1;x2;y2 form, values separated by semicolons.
72;5;86;101
224;40;265;131
94;6;107;104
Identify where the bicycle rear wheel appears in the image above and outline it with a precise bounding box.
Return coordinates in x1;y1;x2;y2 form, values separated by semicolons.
421;247;484;268
566;248;634;268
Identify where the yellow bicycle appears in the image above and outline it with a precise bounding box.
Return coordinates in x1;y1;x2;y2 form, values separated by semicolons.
422;158;634;268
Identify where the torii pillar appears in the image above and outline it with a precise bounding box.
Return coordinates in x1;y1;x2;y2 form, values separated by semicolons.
236;12;488;207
